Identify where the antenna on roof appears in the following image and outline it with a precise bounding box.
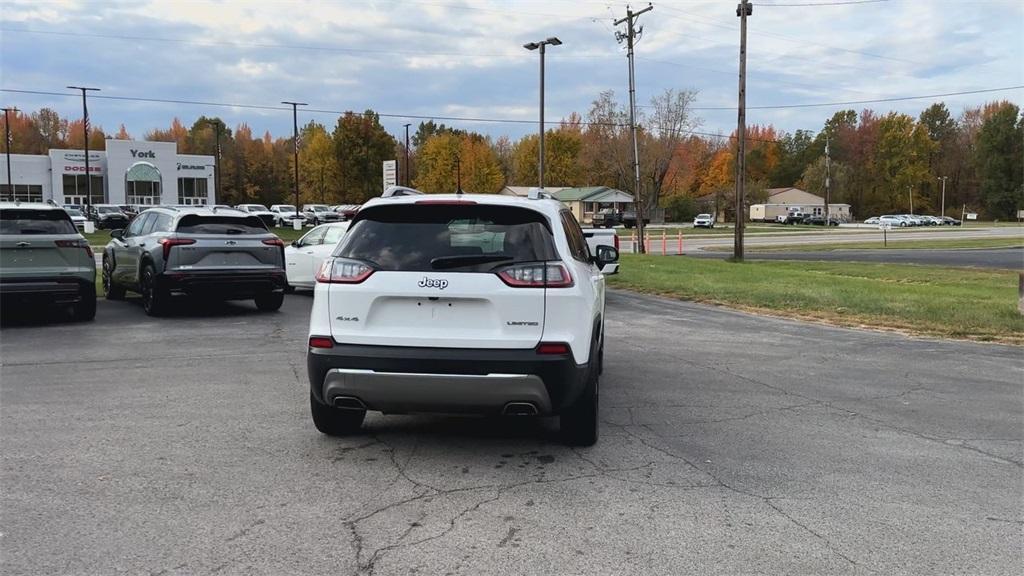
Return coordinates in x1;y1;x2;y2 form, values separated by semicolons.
455;156;463;195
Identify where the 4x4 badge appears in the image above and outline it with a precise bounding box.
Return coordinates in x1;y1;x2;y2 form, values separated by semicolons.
418;277;448;290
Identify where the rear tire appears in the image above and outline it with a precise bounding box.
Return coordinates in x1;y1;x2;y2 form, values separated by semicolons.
560;365;599;447
72;284;97;321
140;264;168;317
310;393;366;436
103;257;126;300
255;292;284;311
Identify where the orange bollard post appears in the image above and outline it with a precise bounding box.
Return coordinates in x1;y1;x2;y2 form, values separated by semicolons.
631;232;636;253
662;229;667;254
645;232;650;252
678;230;683;254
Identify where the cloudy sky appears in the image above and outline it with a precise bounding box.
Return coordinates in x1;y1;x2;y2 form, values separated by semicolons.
1;0;1021;143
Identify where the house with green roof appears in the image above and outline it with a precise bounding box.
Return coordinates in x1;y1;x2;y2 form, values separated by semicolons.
550;186;634;224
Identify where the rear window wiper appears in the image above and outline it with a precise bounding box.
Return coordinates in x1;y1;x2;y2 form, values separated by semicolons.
430;254;514;270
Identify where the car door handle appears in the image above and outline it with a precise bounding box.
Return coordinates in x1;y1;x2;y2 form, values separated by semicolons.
16;241;31;247
139;242;146;247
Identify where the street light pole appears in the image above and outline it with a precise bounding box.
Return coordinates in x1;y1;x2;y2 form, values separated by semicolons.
67;86;100;209
403;123;411;187
281;101;307;212
202;120;222;203
2;106;17;199
908;185;913;215
524;37;562;190
938;176;948;217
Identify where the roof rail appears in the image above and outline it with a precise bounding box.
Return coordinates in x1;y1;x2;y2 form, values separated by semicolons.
382;185;424;197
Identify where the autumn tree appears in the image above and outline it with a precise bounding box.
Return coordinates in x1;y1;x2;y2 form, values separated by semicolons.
301;121;341;204
871;112;936;214
145;118;190;151
65;119;106;150
332;111;398;203
975;102;1023;218
511;127;584;187
414;133;504;193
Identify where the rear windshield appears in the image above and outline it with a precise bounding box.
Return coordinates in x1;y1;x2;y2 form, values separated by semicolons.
1;209;78;235
175;215;268;235
337;204;557;272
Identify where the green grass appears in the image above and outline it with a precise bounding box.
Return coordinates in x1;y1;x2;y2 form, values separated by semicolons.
705;237;1024;252
607;254;1024;343
84;225;310;247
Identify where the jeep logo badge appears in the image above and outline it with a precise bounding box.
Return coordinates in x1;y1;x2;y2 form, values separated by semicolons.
418;277;448;290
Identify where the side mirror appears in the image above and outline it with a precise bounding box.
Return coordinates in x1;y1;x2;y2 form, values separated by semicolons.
594;245;619;266
291;240;300;247
110;229;124;240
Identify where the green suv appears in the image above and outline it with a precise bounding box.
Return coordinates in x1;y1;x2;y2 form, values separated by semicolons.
0;202;97;321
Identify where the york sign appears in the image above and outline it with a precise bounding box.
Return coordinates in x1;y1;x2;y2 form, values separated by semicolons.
130;149;156;159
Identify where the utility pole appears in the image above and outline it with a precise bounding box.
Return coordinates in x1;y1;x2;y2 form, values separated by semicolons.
403;123;411;187
733;0;752;260
2;106;17;199
202;120;222;203
67;86;100;208
824;131;831;225
281;101;307;211
616;3;653;254
938;176;948;217
908;185;913;215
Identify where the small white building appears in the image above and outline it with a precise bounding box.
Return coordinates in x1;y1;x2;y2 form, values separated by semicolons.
0;139;215;206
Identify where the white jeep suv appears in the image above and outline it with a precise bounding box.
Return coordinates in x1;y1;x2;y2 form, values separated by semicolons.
306;193;619;445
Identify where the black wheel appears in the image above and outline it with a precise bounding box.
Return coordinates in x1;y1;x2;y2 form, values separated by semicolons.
71;284;97;321
103;257;126;300
284;284;296;294
255;291;284;311
310;393;366;436
140;264;168;317
560;364;599;447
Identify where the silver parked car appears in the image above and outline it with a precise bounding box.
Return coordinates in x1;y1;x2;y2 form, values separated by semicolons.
0;202;97;320
101;206;287;316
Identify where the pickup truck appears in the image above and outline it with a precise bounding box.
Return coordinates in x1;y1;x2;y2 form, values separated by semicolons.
621;210;650;229
583;228;619;275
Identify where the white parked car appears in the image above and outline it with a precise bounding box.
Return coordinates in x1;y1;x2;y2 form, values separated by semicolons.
306;192;619;445
693;213;714;228
284;222;349;290
878;215;907;227
235;204;276;228
863;217;880;225
64;208;88;230
270;204;307;227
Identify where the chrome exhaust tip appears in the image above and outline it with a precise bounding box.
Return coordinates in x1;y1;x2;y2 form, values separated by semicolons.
502;402;539;416
332;396;367;411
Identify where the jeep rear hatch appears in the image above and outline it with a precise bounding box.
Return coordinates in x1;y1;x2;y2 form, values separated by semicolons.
323;203;560;349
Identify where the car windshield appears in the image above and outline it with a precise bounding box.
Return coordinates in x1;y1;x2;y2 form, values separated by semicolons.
97;207;121;214
66;209;84;217
697;214;711;218
1;209;78;234
338;204;557;272
175;214;268;234
309;205;329;211
246;205;269;211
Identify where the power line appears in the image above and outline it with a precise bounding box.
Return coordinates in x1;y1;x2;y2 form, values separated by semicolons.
756;0;889;6
0;87;789;142
688;86;1024;110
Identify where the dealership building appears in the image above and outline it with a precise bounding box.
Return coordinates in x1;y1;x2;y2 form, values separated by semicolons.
0;140;215;206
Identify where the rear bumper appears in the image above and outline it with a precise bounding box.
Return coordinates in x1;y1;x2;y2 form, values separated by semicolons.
157;269;286;298
0;277;92;305
308;344;589;416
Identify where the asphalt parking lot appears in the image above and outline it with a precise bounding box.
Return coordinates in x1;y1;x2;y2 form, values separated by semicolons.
2;291;1021;575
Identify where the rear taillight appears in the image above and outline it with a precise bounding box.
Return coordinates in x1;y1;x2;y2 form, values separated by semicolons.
55;239;93;259
157;237;196;260
315;258;375;284
536;342;570;355
613;233;620;251
262;238;285;247
496;262;574;288
309;336;334;349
